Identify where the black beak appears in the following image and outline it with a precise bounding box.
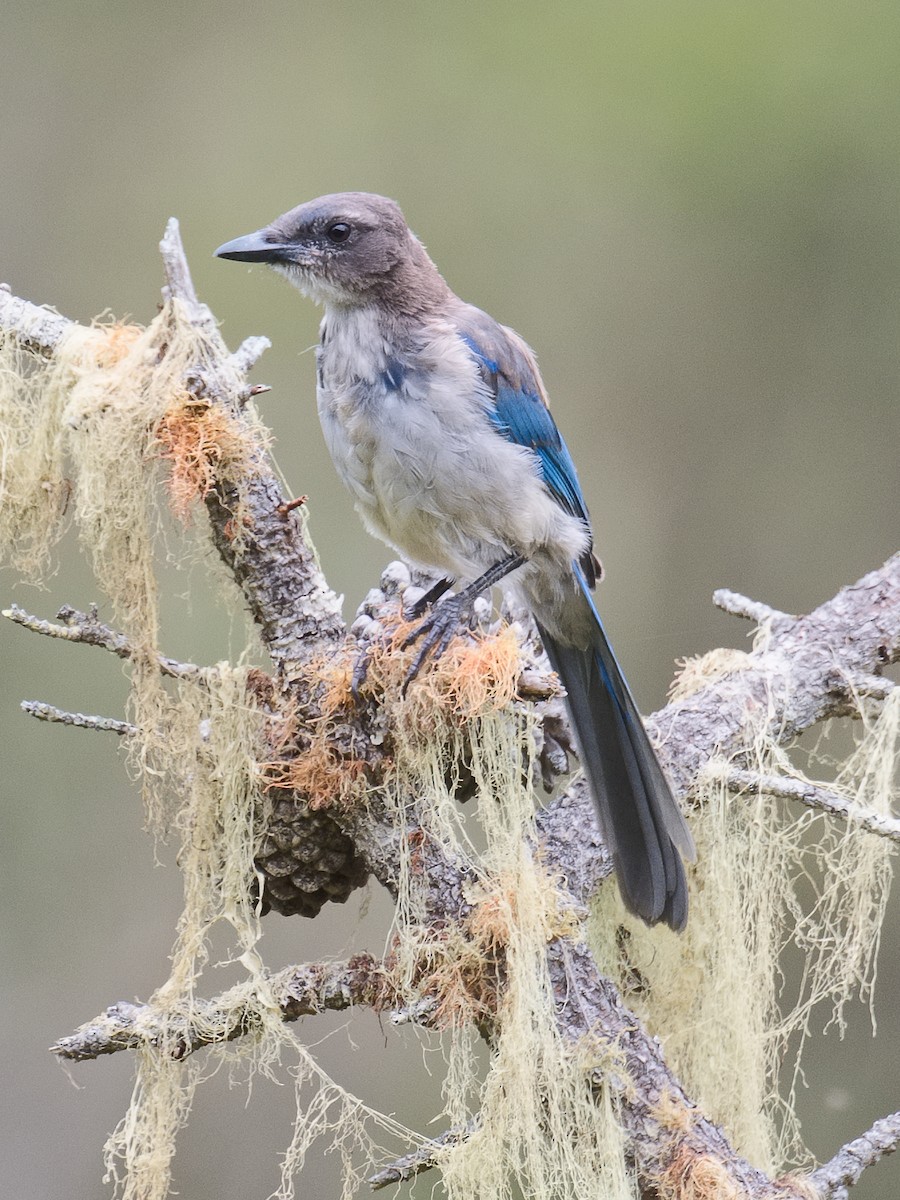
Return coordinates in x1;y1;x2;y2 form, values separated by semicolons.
214;230;292;263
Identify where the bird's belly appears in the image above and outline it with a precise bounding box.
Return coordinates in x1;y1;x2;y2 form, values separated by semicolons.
318;386;513;577
318;380;589;583
319;386;487;568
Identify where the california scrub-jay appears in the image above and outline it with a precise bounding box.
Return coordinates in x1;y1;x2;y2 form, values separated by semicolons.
216;193;694;929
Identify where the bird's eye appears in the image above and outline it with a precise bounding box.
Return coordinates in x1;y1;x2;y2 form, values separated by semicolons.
326;222;352;244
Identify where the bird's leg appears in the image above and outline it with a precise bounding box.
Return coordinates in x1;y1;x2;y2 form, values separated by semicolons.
403;576;454;620
351;576;456;700
401;552;527;692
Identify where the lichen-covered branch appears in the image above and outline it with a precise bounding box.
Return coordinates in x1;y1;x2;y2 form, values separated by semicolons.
3;230;898;1200
725;767;900;844
368;1124;476;1190
713;587;791;625
0;287;75;358
4;603;201;678
20;699;136;736
156;217;346;681
649;555;900;802
53;955;385;1062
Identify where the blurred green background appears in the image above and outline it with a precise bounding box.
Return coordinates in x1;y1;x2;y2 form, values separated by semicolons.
2;2;898;1197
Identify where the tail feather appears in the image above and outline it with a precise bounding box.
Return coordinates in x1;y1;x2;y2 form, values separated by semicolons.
537;578;694;930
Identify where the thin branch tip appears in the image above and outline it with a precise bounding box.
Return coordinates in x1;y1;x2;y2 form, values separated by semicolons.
725;767;900;843
231;335;272;374
713;588;792;624
159;217;199;308
21;700;135;736
7;603;200;677
368;1125;473;1190
810;1110;900;1197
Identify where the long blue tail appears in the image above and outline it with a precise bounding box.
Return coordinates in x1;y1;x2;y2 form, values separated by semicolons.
537;575;694;930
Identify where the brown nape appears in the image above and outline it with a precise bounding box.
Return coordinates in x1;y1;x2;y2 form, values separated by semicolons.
371;232;453;316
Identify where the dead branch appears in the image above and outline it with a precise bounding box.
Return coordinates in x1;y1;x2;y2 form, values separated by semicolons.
368;1123;476;1190
4;603;201;678
808;1110;900;1199
2;228;898;1200
20;700;136;736
725;767;900;844
53;955;384;1062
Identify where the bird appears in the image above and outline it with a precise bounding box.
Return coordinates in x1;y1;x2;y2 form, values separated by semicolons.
215;192;695;929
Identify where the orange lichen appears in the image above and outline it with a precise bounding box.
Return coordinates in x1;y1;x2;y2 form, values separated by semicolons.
89;320;143;368
382;928;500;1030
256;647;383;811
266;739;372;811
656;1147;747;1200
154;397;256;521
467;878;520;952
467;867;579;952
316;652;357;718
773;1173;820;1200
650;1090;697;1137
245;669;301;760
359;612;520;718
425;624;521;717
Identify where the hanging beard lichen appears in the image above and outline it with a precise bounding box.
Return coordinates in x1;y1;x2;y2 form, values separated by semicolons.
0;304;266;824
372;630;638;1200
1;307;424;1199
589;644;899;1176
100;663;421;1200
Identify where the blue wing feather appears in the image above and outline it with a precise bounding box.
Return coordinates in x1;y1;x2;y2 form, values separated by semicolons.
458;319;598;582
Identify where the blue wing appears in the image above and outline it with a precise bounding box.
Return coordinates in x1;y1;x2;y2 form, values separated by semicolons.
457;312;599;584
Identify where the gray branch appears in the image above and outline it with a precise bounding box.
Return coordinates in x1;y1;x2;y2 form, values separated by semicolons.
368;1124;476;1190
726;767;900;843
53;955;384;1062
5;603;201;678
713;587;791;625
21;700;136;736
650;556;900;803
230;335;272;375
809;1110;900;1199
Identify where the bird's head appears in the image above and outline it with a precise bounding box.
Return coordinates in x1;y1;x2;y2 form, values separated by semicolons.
215;192;440;309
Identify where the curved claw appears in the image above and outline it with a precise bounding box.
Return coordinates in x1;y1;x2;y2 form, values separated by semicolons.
401;595;471;695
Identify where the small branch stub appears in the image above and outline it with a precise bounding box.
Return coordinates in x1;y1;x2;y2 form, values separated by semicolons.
713;588;791;625
21;700;135;736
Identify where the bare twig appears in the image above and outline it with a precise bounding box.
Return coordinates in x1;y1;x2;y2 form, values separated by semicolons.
368;1123;475;1190
21;700;135;736
53;955;385;1062
230;335;271;374
713;588;792;624
159;217;200;309
725;767;900;843
4;603;201;678
809;1110;900;1199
